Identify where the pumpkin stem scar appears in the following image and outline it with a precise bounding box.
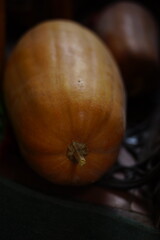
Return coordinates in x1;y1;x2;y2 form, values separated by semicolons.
67;141;88;166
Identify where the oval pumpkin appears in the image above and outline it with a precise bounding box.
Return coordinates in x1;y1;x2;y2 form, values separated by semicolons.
90;2;159;97
3;20;125;185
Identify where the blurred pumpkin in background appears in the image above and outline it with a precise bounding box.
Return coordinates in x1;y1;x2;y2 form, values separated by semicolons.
88;1;159;98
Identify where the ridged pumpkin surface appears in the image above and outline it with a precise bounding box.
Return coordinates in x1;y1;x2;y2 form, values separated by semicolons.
4;20;125;185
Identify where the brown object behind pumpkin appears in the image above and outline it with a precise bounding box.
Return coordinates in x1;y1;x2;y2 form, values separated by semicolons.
90;1;159;97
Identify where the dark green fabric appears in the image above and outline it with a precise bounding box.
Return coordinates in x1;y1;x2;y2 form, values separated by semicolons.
0;177;160;240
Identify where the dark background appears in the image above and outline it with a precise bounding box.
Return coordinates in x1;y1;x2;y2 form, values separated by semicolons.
6;0;160;42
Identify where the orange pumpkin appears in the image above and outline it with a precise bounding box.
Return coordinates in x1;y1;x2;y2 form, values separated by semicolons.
3;20;125;185
90;2;159;97
0;0;5;76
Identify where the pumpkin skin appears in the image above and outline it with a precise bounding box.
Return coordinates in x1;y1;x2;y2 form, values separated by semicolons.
3;20;125;185
90;2;159;97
